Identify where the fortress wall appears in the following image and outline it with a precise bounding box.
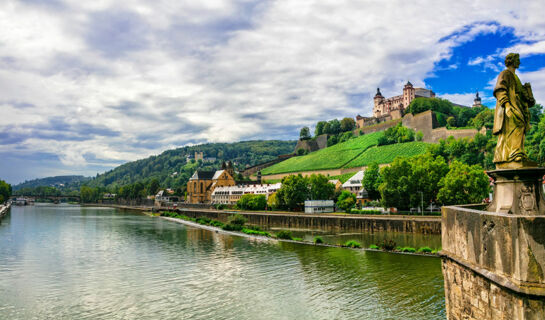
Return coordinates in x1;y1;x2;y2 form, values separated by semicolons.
356;119;401;135
430;127;479;143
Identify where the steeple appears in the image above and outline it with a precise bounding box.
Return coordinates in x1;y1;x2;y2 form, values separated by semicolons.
375;88;383;98
472;91;482;108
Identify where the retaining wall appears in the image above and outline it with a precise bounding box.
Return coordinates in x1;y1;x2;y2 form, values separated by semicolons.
174;209;441;234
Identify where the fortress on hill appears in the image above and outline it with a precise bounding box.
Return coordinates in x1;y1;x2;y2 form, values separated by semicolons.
356;81;482;128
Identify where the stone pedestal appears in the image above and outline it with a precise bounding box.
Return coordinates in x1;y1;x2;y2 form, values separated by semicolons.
442;167;545;319
487;168;545;215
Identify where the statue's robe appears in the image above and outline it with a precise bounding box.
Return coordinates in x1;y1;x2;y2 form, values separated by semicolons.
493;69;531;164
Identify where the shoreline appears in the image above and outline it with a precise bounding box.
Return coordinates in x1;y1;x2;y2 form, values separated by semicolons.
158;214;439;258
0;203;11;219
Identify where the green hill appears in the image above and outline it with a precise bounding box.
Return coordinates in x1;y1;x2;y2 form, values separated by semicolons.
86;140;296;190
262;133;429;176
261;132;383;175
13;175;90;191
345;141;430;167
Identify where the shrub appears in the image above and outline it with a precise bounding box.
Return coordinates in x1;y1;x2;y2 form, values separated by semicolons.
228;214;247;226
210;220;225;228
242;228;271;237
275;230;293;240
417;246;432;253
344;240;361;248
293;237;303;241
215;204;226;210
314;236;324;244
401;247;416;253
196;217;211;225
350;209;383;215
369;244;380;250
222;224;243;231
296;148;308;156
381;239;397;251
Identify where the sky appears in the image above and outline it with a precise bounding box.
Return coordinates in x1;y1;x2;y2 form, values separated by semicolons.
1;0;545;184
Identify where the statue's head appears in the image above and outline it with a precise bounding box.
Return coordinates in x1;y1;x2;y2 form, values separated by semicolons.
505;53;520;68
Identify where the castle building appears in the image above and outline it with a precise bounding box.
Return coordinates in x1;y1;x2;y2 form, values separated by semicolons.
372;81;435;119
356;81;435;128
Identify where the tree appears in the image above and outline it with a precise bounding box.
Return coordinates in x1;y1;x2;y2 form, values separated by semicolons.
300;126;311;140
377;123;415;146
276;174;309;210
296;148;308;156
446;116;456;128
416;131;424;141
337;190;356;212
315;121;327;136
340;117;356;132
267;192;279;209
378;153;448;210
469;108;494;129
0;180;11;203
237;194;267;210
148;178;160;195
437;161;489;205
362;162;381;200
80;186;100;203
327;119;341;135
308;174;335;200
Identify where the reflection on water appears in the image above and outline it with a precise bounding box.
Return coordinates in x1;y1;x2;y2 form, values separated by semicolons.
0;205;445;319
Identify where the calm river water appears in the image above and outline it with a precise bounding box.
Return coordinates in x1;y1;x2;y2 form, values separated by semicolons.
0;205;445;319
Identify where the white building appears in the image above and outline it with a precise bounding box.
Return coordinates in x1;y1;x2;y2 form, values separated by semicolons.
211;183;282;205
342;171;364;193
304;200;335;214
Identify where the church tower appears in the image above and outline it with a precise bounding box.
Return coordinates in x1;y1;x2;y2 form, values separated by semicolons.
472;91;482;108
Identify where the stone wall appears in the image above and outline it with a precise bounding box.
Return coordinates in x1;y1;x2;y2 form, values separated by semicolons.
443;258;545;320
293;134;328;153
442;204;545;319
172;209;442;234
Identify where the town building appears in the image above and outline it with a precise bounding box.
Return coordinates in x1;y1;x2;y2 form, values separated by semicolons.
304;200;335;214
342;171;364;193
211;183;282;205
186;163;236;204
328;179;343;190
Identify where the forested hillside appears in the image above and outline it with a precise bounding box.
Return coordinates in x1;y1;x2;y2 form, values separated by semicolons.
85;140;296;191
13;175;90;191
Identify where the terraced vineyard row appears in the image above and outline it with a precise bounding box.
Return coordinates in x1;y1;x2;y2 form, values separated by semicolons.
261;132;383;175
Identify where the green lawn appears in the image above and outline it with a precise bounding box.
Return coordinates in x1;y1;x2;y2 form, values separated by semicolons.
261;132;383;175
344;141;429;168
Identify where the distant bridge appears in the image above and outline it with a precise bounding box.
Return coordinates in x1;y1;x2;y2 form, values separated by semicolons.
11;195;80;204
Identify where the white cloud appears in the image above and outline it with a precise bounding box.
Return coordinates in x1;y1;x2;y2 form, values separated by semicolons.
1;0;545;182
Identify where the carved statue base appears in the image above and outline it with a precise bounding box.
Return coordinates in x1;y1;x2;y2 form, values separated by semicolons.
487;168;545;215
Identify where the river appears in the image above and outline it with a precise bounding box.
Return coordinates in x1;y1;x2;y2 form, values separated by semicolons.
0;204;445;319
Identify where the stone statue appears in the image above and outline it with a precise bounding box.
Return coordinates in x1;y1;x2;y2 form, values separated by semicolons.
492;53;536;169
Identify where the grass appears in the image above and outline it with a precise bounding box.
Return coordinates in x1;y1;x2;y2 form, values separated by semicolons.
328;171;359;183
261;132;383;175
344;141;429;168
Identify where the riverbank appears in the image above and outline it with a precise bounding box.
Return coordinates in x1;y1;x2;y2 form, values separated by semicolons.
0;203;11;220
159;211;439;257
86;203;441;234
